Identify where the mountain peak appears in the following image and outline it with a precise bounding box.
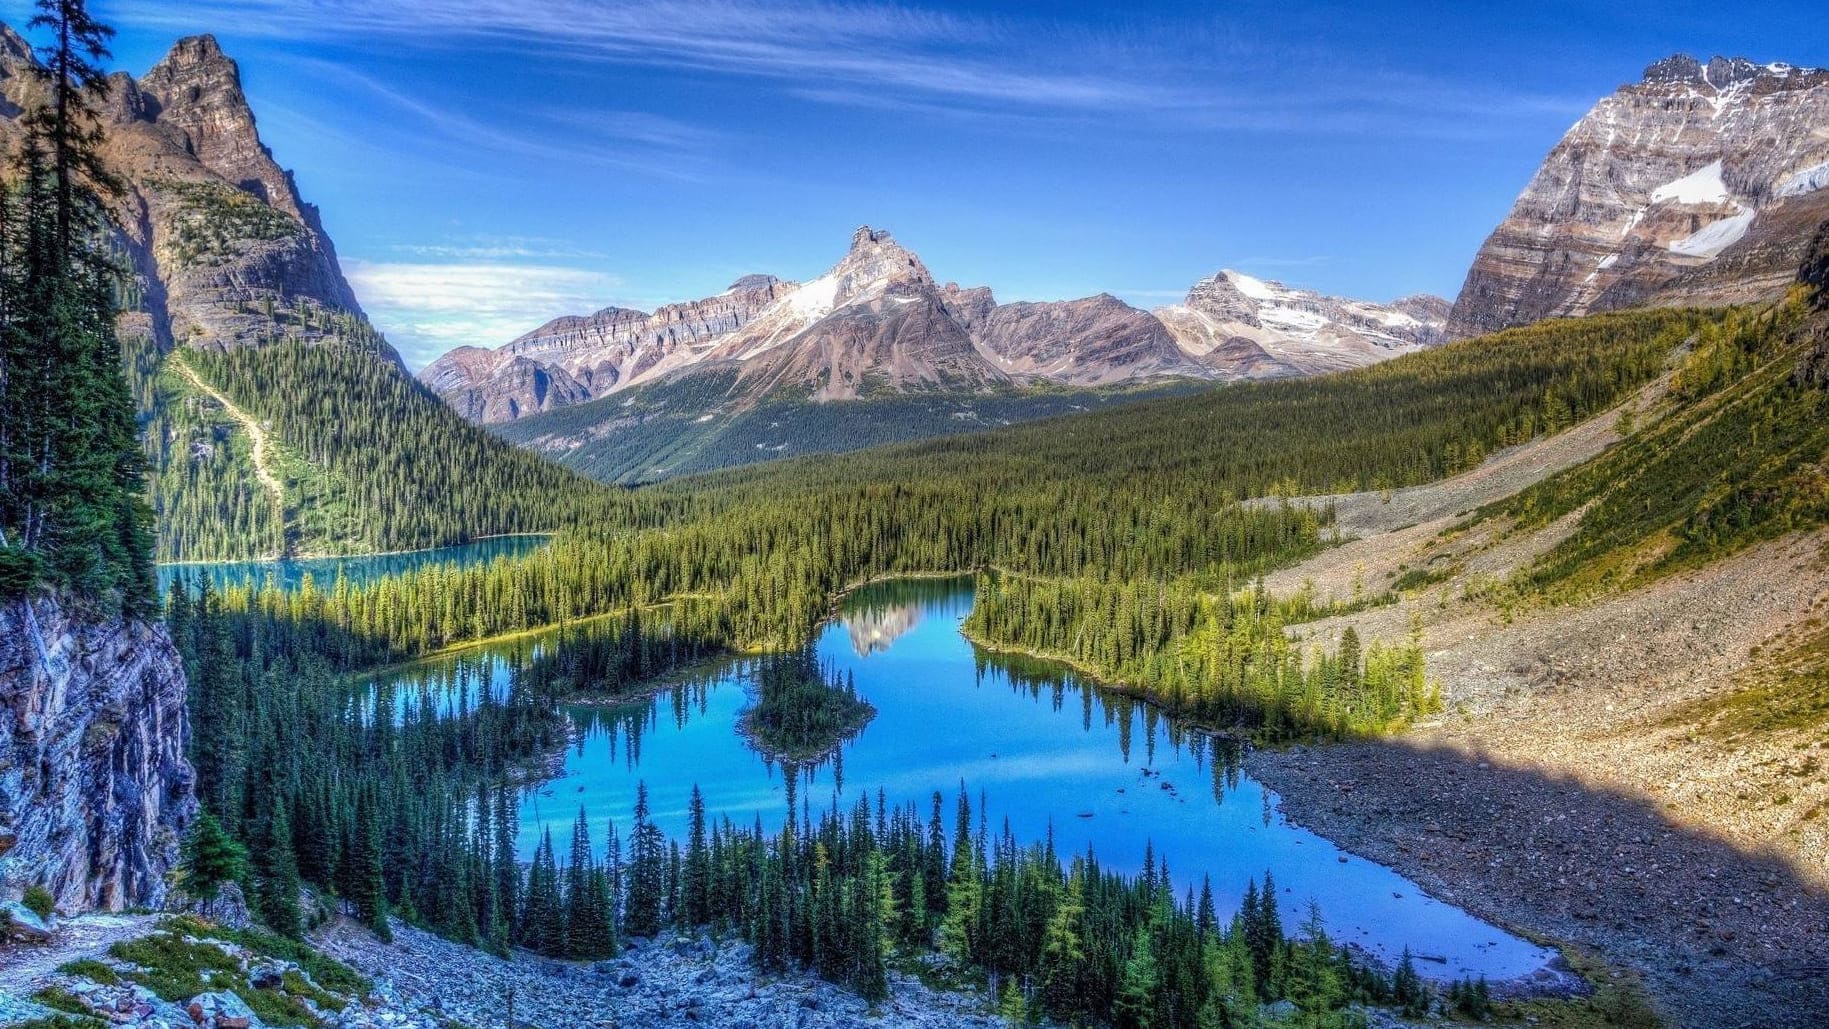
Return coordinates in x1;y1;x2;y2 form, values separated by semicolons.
0;21;31;63
153;34;233;75
851;225;895;251
822;225;933;305
728;273;782;292
139;33;305;219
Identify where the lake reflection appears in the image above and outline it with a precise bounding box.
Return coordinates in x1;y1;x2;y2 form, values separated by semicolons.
390;576;1550;981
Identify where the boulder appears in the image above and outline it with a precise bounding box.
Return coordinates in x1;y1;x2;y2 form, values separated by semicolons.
186;990;258;1029
247;960;288;989
2;899;53;942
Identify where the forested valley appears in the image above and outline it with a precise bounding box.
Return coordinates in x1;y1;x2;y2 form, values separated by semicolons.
10;2;1829;1026
130;299;1733;1023
167;577;1446;1028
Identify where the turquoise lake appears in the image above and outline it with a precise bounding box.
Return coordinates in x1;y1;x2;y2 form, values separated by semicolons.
156;534;551;594
388;576;1555;983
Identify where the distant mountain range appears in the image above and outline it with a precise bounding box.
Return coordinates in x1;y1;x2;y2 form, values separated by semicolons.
420;226;1449;428
429;54;1829;483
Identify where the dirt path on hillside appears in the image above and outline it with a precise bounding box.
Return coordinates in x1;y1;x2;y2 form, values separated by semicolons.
0;913;159;994
172;354;288;553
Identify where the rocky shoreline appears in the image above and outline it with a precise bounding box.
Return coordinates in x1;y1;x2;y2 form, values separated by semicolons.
1247;740;1829;1029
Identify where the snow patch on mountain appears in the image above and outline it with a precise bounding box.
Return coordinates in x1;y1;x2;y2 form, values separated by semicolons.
1777;158;1829;198
1670;209;1758;257
1651;160;1732;205
787;274;840;319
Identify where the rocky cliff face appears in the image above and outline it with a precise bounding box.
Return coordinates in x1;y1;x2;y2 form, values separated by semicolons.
1789;220;1829;387
0;597;195;912
973;293;1207;386
1450;55;1829;338
1156;271;1448;377
101;34;381;359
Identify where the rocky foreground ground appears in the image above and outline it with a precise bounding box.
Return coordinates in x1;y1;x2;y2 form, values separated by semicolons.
0;912;1004;1029
314;918;1004;1029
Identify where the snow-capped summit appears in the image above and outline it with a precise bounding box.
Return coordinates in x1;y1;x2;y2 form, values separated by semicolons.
1156;270;1448;378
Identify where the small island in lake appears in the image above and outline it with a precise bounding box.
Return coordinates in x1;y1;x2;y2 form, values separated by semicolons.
740;646;877;763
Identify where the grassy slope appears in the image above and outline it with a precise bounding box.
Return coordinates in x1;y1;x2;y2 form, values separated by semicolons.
1490;288;1829;600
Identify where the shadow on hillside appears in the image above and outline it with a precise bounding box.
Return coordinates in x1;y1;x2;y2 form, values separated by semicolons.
1248;735;1829;1029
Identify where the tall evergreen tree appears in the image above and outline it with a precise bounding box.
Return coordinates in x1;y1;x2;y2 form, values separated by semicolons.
177;811;247;916
0;0;152;609
255;797;302;938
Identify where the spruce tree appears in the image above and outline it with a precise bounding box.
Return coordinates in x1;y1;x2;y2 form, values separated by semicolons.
1115;924;1161;1029
0;0;152;609
350;788;390;941
255;798;302;938
1036;871;1086;1019
521;828;563;954
683;785;711;926
178;811;248;916
624;783;666;937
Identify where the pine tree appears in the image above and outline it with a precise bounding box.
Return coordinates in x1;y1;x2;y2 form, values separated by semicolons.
255;798;302;938
853;850;890;1004
1392;947;1428;1017
350;788;390;942
1036;871;1086;1020
683;785;711;927
520;828;563;954
624;782;665;937
998;977;1031;1027
178;811;248;916
1115;924;1161;1029
0;0;152;609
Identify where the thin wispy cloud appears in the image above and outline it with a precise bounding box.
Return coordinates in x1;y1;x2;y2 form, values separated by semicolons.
114;0;1581;138
344;260;628;370
272;55;723;180
391;238;611;261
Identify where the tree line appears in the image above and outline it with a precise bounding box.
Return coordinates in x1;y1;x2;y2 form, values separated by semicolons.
965;575;1437;740
0;0;153;610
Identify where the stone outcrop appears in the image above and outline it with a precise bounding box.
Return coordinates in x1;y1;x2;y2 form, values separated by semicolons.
1449;54;1829;338
0;596;195;913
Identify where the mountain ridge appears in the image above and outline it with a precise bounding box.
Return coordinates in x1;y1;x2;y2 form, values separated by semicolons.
0;26;610;560
1449;52;1829;337
422;226;1450;430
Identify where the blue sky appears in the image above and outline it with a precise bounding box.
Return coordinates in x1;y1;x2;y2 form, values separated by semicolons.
12;0;1829;368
